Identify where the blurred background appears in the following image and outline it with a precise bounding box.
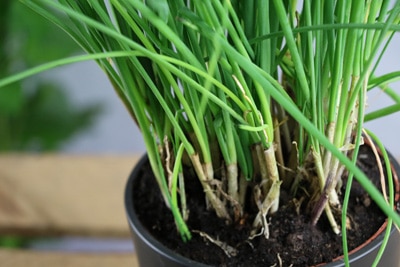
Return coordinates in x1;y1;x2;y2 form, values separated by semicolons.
1;1;399;252
0;1;137;251
0;1;144;155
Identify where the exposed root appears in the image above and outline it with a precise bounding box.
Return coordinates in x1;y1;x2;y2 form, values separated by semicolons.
248;226;265;240
209;178;243;221
193;230;238;258
363;131;386;202
277;253;283;267
252;180;281;238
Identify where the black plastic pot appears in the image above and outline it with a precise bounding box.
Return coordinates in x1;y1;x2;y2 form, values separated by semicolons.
125;154;400;267
125;155;207;267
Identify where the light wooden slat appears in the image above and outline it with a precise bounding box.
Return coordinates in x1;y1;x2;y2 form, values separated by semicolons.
0;249;138;267
0;154;140;237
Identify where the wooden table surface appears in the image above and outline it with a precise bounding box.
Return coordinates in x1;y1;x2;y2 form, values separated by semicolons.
0;154;141;267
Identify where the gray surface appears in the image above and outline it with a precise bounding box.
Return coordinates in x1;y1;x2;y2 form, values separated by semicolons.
44;61;146;154
30;237;134;252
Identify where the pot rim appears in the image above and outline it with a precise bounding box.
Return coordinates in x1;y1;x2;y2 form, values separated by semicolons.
125;149;400;267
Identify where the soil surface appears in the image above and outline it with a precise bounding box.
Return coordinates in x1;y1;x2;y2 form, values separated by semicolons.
131;145;399;266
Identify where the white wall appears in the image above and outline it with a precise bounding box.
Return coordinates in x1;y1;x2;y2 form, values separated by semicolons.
365;35;400;156
47;61;146;154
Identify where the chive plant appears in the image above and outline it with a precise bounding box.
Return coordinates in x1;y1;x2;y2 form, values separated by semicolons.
3;0;400;264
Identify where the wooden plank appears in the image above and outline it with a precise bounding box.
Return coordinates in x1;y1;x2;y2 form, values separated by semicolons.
0;154;140;237
0;249;139;267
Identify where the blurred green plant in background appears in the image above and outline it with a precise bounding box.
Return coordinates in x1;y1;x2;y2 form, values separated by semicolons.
0;1;102;247
0;0;102;151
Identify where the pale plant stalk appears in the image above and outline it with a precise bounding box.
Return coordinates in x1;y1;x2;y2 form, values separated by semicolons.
226;163;240;210
189;154;230;220
178;172;189;221
311;149;341;234
263;146;280;213
273;116;286;179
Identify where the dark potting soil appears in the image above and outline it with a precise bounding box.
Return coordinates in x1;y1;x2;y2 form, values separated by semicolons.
131;145;399;266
